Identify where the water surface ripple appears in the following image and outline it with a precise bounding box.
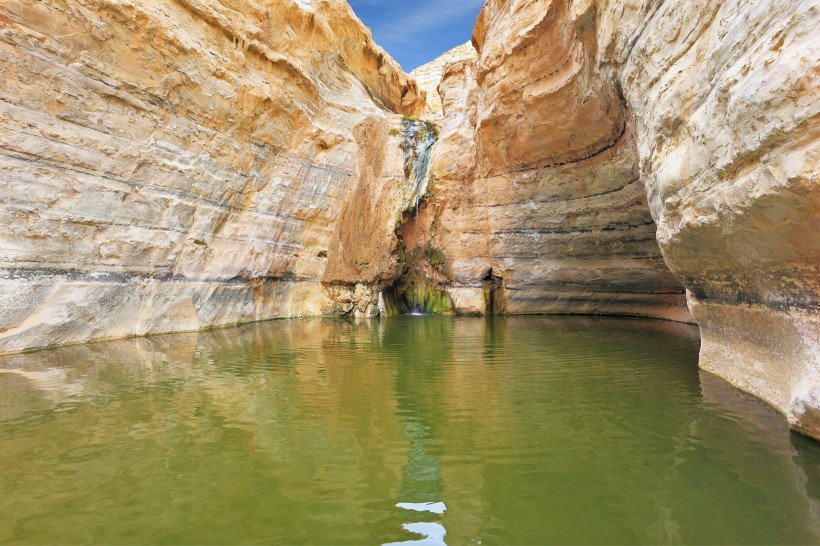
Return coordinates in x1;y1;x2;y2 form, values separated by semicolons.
0;316;818;544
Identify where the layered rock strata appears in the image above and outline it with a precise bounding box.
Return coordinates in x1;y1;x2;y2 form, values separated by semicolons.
413;0;818;438
0;0;423;353
594;0;820;439
417;3;691;322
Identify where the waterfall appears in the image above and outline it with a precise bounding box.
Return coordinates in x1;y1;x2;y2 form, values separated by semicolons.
390;117;452;317
401;118;438;213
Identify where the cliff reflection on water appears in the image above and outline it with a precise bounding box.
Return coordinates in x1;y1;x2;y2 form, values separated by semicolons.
0;317;818;545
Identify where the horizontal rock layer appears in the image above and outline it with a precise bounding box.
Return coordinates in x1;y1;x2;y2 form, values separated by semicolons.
595;0;819;439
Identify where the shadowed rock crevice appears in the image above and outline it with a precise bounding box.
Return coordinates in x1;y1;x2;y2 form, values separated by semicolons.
483;268;507;316
380;120;457;316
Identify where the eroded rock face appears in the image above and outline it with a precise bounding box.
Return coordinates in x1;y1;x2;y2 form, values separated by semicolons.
410;42;477;118
0;0;422;353
321;116;406;287
420;0;691;321
418;0;818;438
594;0;820;439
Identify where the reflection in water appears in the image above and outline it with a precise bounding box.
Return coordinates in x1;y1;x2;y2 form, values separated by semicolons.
392;319;448;544
396;502;447;514
0;317;818;545
699;370;820;531
384;522;447;546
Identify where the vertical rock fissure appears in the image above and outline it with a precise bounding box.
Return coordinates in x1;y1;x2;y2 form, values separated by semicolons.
483;269;507;316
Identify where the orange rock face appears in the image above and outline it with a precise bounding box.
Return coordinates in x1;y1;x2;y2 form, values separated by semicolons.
419;0;690;321
410;42;477;118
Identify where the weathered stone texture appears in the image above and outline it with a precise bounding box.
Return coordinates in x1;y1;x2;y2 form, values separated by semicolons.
0;0;422;353
424;0;817;437
410;42;477;118
422;0;691;322
596;0;820;440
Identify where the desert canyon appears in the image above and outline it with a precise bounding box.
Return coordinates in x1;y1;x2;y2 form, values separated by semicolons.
0;0;818;440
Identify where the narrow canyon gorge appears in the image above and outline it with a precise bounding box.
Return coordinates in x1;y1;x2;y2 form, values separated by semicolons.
0;0;817;439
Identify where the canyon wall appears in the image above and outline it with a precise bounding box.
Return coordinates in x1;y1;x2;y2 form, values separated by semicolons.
593;0;820;440
417;0;817;437
418;1;691;321
0;0;422;353
0;0;816;440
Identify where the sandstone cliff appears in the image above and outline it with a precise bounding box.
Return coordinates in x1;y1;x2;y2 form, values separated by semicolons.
592;0;820;439
410;42;477;118
0;0;425;353
417;1;691;321
411;0;818;438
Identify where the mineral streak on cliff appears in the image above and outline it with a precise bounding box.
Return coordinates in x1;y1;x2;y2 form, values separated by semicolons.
0;0;423;353
320;114;445;317
401;118;438;214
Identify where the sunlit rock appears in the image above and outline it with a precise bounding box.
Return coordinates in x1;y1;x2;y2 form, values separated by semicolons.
0;0;423;353
414;0;818;438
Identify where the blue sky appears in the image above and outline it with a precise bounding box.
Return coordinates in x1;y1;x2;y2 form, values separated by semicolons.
347;0;484;72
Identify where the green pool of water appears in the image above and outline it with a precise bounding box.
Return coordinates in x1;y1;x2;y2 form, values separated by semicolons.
0;316;818;545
